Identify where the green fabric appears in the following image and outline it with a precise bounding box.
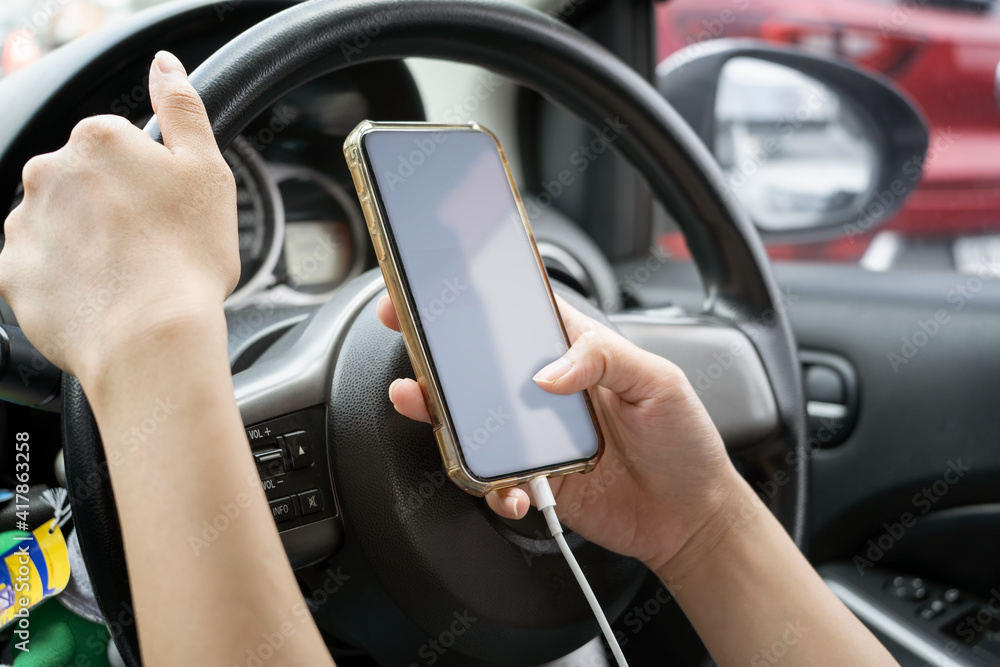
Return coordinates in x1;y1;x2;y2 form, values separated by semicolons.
10;599;109;667
0;532;31;557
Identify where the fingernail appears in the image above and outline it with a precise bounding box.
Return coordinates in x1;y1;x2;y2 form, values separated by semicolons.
388;378;401;398
154;51;186;77
503;496;520;518
533;358;572;385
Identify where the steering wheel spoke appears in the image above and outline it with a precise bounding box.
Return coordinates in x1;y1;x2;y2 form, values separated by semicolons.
610;310;780;449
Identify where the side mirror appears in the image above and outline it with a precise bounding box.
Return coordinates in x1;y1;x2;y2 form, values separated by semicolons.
658;39;929;240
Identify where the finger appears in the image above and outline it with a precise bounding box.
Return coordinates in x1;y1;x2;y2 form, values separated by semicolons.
20;153;58;196
376;295;401;332
552;295;599;343
148;51;216;156
485;486;531;520
533;325;680;404
388;378;431;423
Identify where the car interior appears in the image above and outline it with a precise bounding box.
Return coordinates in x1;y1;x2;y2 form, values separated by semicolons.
0;0;998;665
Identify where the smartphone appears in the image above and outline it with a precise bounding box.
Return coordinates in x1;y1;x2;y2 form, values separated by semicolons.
343;121;603;496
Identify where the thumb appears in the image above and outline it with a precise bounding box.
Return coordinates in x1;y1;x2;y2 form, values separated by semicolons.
532;326;678;404
148;51;216;155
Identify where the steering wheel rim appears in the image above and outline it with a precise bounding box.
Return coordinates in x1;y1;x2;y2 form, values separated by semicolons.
62;1;807;664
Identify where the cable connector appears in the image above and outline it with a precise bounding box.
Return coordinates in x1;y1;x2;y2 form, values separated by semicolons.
529;476;629;667
528;476;562;537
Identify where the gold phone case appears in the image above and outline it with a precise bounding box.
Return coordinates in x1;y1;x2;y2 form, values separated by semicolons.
343;121;603;496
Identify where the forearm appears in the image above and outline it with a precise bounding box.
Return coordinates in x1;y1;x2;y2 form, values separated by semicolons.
82;308;333;666
657;470;896;667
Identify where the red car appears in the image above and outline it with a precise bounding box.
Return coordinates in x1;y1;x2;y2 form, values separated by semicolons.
656;0;1000;268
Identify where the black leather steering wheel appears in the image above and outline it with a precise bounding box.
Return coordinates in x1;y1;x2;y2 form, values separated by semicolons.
62;1;807;664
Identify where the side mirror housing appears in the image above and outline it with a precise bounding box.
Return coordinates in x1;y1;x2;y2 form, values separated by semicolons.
658;38;929;241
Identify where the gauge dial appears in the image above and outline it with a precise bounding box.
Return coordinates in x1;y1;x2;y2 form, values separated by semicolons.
224;136;283;297
271;168;366;301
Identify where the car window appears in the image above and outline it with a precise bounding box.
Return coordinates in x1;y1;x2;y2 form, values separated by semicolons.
654;0;1000;275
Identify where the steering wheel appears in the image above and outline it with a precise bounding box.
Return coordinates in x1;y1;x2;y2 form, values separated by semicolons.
60;1;807;664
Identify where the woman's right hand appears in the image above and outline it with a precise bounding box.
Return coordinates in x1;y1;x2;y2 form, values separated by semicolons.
377;294;748;576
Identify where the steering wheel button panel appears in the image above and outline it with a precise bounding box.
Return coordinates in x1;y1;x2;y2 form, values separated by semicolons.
242;406;342;568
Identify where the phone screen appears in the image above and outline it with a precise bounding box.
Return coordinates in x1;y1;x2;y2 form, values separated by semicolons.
362;128;599;480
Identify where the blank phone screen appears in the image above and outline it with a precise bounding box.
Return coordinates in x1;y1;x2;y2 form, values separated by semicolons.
363;128;599;479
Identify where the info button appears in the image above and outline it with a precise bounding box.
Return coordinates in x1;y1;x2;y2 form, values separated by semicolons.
269;496;299;523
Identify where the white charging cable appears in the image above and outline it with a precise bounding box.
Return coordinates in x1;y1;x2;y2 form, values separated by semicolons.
528;476;630;667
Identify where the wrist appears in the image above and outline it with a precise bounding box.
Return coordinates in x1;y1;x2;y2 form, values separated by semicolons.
650;467;761;584
78;296;229;407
